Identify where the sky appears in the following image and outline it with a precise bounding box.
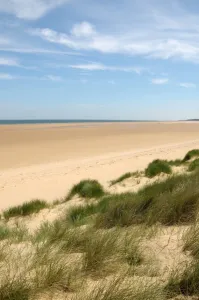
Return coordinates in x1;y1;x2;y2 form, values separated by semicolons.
0;0;199;120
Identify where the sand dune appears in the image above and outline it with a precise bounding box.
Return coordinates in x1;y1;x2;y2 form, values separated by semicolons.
1;121;199;210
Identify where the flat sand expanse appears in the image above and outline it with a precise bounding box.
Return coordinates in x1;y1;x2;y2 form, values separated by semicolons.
1;122;199;210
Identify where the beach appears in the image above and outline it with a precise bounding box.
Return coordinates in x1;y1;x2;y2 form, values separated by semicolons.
1;121;199;210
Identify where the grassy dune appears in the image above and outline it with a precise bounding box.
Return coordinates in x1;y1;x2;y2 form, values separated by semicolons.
1;149;199;299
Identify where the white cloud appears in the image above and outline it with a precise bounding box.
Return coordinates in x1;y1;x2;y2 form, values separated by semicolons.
69;63;145;74
151;78;169;85
0;47;80;56
0;73;15;80
71;22;96;37
70;63;106;71
0;57;19;66
179;82;196;88
29;5;199;64
0;0;70;20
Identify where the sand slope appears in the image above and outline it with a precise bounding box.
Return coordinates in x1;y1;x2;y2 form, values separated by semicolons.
1;122;199;210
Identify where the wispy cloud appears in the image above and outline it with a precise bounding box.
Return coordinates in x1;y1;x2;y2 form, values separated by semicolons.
29;15;199;63
0;0;70;20
0;47;81;56
0;37;10;46
69;63;145;74
151;78;169;85
0;73;15;80
179;82;196;88
0;57;19;66
44;75;63;81
0;73;65;81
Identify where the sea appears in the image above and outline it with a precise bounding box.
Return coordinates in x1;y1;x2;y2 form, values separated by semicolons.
0;119;153;125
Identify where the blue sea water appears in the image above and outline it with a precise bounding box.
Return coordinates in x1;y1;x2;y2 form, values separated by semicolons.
0;119;152;125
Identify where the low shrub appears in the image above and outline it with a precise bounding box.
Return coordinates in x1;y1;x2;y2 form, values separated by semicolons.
66;180;105;200
145;160;172;178
188;158;199;172
167;159;183;167
183;149;199;161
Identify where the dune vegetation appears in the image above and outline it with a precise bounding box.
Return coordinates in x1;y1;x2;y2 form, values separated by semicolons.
1;149;199;299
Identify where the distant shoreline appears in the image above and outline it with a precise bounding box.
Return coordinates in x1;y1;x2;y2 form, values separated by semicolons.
0;119;161;125
0;119;198;125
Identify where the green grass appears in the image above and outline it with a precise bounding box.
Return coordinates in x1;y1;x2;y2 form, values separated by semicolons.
73;275;164;300
95;171;199;228
33;219;92;253
145;159;172;178
82;230;118;274
167;159;183;167
0;224;29;242
4;153;199;299
66;195;131;227
188;158;199;172
165;261;199;297
110;171;141;186
120;230;143;266
34;219;144;278
67;204;98;226
183;149;199;161
110;172;132;186
183;224;199;258
0;279;31;300
66;180;105;200
3;199;48;219
32;253;79;293
67;173;199;228
0;224;11;240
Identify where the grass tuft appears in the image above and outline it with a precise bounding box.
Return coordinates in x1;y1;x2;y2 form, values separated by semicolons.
0;224;29;242
32;252;80;293
110;172;132;186
0;280;31;300
72;275;164;300
183;224;199;258
183;149;199;161
145;159;172;178
82;230;117;274
3;199;48;219
0;224;11;240
67;204;98;226
165;262;199;297
188;158;199;172
121;231;143;266
66;180;105;200
167;159;183;167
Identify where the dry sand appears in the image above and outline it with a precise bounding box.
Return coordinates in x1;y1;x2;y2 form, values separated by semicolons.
1;121;199;210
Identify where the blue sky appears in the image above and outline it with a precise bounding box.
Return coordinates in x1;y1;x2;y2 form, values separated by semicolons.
0;0;199;120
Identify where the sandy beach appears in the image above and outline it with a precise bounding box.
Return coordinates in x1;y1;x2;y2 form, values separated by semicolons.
1;121;199;210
